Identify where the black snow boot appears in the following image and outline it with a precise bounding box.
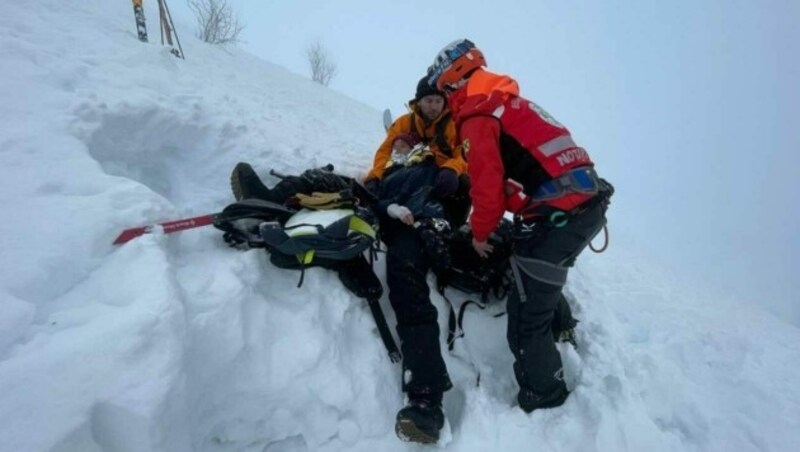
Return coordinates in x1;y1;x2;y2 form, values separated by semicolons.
395;392;445;444
230;162;273;201
518;383;569;413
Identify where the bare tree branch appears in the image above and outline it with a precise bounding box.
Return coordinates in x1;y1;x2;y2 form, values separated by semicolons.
306;40;337;86
187;0;244;45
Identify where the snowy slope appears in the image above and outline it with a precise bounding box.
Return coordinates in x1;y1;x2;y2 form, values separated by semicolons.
1;1;799;451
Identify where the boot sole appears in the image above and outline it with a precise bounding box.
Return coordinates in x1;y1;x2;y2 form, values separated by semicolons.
231;163;253;201
395;418;438;444
230;165;245;201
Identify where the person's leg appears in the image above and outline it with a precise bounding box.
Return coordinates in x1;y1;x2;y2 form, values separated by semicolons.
508;270;569;411
508;203;604;412
386;228;451;443
386;229;452;395
231;164;349;203
269;167;352;202
230;162;273;201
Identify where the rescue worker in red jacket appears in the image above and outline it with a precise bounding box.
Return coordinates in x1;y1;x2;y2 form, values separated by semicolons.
427;39;613;416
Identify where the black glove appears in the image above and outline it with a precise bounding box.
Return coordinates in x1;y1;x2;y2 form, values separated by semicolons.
433;169;459;198
416;220;451;275
220;219;267;250
223;231;251;250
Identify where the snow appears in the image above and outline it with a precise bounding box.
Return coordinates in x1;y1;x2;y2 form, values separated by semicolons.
1;1;798;451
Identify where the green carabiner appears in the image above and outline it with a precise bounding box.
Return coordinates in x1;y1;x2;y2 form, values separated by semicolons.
550;211;568;228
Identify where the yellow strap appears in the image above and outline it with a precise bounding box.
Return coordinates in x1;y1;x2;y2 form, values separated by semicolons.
296;249;315;264
349;215;376;239
295;192;351;210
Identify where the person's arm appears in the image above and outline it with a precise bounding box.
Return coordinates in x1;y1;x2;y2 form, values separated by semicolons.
461;115;506;243
376;172;416;225
365;115;411;181
386;204;414;225
375;166;408;216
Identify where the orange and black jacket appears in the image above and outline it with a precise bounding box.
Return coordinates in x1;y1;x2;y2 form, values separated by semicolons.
366;103;467;181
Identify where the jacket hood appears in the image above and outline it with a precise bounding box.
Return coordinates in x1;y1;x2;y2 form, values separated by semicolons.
449;68;519;121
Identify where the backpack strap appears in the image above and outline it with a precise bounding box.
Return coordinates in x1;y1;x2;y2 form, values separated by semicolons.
433;112;453;158
446;294;486;351
409;112;420;138
439;283;507;352
292;190;358;210
337;254;401;362
367;296;402;363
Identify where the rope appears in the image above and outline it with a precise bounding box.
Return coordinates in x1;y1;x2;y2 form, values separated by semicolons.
589;223;609;253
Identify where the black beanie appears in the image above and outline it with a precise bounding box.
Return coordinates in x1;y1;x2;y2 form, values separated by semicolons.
414;75;445;102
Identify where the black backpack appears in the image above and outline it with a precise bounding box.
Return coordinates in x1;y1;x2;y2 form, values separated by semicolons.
439;218;514;302
429;218;514;351
214;200;378;280
259;207;378;276
433;219;579;351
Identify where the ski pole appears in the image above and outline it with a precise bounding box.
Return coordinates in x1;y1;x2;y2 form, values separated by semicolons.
113;200;297;245
112;212;220;245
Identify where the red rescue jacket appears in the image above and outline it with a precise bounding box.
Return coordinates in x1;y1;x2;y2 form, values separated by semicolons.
449;69;595;242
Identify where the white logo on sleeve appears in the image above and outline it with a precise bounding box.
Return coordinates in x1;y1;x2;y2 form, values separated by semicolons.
529;102;564;128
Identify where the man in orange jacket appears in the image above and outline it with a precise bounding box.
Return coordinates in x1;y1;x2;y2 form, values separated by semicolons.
368;78;469;445
425;39;613;418
365;76;470;225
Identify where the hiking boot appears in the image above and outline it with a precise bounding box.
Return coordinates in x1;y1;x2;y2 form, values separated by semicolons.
230;162;272;201
518;384;569;413
395;394;445;444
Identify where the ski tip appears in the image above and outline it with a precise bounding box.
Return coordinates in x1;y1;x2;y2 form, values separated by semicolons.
382;109;393;131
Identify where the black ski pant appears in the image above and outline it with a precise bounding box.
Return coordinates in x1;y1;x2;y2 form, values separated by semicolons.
507;202;605;398
386;227;453;395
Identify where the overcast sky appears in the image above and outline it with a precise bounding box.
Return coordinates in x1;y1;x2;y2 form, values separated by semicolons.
167;0;799;322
